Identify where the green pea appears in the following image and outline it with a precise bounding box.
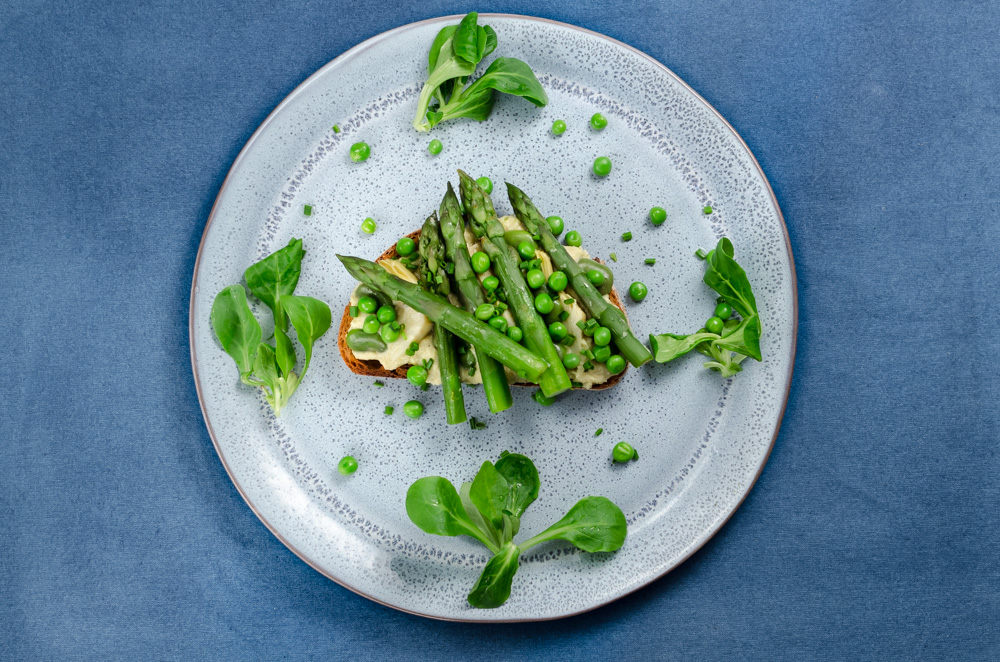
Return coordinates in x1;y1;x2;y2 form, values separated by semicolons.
379;324;400;343
482;275;500;292
546;215;564;235
345;329;387;353
592;156;612;177
562;352;581;369
593;344;612;363
403;400;424;419
470;251;491;273
551;119;567;135
593;326;611;347
606;355;626;374
407;365;428;387
565;230;582;247
474;303;495;320
376;305;396;324
547;271;568;291
526;268;545;289
362;314;381;334
534;292;554;314
548;322;568;341
590;113;608;130
705;316;724;334
355;285;392;310
533;389;556;406
350;142;371;162
587;269;606;288
396;237;416;256
714;302;733;319
337;455;358;475
612;442;636;463
629;281;648;302
427;139;443;155
361;217;377;234
488;316;508;333
506;326;523;342
517;240;536;260
476;176;493;194
649;206;667;226
357;296;378;314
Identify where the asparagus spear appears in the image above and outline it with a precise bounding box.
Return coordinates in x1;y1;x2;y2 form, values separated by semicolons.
337;255;549;383
458;170;572;398
417;212;467;424
439;184;514;414
505;182;653;367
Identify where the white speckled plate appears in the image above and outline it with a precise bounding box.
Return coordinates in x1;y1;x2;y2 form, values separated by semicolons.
190;14;796;621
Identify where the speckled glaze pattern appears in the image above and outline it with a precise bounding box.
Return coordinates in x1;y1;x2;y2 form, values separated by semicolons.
190;15;796;622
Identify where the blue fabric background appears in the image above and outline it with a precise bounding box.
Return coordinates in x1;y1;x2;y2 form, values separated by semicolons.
2;0;998;659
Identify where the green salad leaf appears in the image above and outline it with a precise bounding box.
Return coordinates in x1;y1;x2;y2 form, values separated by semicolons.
405;452;627;609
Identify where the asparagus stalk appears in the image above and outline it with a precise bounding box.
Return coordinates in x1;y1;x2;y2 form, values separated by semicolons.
457;170;572;398
439;184;514;414
337;255;549;383
417;213;467;424
505;182;653;367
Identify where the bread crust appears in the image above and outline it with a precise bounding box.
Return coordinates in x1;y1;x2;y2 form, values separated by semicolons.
337;230;630;389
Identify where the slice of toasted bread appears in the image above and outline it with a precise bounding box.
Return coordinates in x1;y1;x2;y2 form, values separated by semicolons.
338;230;630;390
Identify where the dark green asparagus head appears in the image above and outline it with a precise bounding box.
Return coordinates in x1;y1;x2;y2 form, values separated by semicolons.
505;182;546;236
418;212;451;297
438;182;465;248
457;169;505;240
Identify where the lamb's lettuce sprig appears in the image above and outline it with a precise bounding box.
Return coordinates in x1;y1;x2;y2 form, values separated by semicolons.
412;12;548;132
210;239;332;416
405;452;627;608
650;238;762;377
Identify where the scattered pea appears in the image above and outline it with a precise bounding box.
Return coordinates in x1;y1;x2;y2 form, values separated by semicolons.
649;206;667;226
593;326;611;347
361;217;377;234
551;119;567;135
427;139;443;155
534;292;554;314
470;251;491;273
526;268;545;289
338;456;358;475
587;269;606;288
565;230;582;247
606;355;626;374
363;315;381;334
628;281;648;302
548;271;568;291
407;365;428;388
593;344;612;363
705;316;724;334
396;236;415;256
612;442;637;463
562;352;581;369
403;400;424;419
476;176;493;194
517;240;536;260
379;324;400;343
482;275;500;292
488;316;508;333
590;113;608;130
350;141;371;162
546;215;564;235
533;389;556;406
358;296;378;314
474;303;495;320
506;326;523;342
376;305;396;324
593;156;612;177
548;322;568;341
714;302;733;319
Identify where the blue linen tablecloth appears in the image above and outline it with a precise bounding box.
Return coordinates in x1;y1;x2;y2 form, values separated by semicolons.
2;1;998;659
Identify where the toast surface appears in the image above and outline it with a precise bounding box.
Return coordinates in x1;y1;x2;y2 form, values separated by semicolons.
337;230;630;390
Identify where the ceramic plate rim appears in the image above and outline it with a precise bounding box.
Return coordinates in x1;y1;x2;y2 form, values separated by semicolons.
189;13;798;622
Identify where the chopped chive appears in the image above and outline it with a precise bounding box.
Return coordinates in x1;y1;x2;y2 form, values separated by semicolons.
468;364;476;376
695;248;709;260
303;204;312;216
333;124;341;133
558;310;569;322
595;428;603;436
570;381;583;388
703;205;713;214
645;258;656;265
420;383;429;391
560;334;575;346
621;231;632;241
349;305;359;318
583;349;595;360
563;298;575;305
469;416;487;430
384;405;393;415
576;320;587;330
405;341;419;356
374;381;385;388
609;253;617;262
583;361;595;371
